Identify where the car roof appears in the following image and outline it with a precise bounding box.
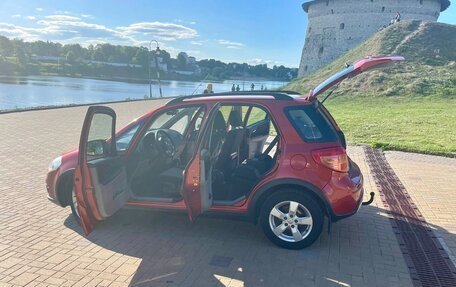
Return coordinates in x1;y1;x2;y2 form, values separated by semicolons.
165;90;310;106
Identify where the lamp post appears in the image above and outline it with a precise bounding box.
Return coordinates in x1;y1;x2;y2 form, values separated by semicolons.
148;43;152;98
149;40;163;98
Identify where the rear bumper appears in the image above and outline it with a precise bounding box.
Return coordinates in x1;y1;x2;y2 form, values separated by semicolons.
330;186;364;222
324;159;365;222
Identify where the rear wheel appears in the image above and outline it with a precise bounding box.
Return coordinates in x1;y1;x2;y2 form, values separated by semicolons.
69;188;81;225
259;189;323;249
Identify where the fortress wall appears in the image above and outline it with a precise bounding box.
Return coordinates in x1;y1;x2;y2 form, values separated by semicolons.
298;0;441;76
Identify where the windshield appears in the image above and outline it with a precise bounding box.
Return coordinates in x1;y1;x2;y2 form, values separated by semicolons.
116;122;142;151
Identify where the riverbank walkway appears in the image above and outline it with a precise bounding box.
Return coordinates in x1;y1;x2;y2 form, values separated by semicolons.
0;100;455;286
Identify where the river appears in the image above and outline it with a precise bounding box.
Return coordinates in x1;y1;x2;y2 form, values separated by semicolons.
0;76;287;111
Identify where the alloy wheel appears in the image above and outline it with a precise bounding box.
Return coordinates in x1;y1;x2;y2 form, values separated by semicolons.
268;200;313;242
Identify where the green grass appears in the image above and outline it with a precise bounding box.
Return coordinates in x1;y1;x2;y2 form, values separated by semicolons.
285;20;456;157
324;96;456;156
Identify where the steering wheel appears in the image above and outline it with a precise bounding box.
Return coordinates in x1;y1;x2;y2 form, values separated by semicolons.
156;130;176;157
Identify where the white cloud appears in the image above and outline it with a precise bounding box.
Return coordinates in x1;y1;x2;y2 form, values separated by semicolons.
0;16;196;54
186;50;201;55
190;40;203;45
11;14;21;18
0;19;129;44
190;21;197;25
25;16;36;20
54;10;72;15
217;39;245;49
36;8;44;12
0;23;42;41
246;58;285;67
36;19;116;36
81;14;94;19
45;15;82;21
118;22;198;41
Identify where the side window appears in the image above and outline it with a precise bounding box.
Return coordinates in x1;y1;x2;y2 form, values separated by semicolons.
246;107;267;127
243;105;279;158
286;106;338;142
287;109;322;140
86;113;114;159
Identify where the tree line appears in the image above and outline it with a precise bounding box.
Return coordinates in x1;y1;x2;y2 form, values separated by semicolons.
0;36;297;82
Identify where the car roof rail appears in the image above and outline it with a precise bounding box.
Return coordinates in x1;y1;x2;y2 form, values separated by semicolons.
166;90;300;105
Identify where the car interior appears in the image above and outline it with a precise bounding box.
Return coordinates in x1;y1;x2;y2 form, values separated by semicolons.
126;104;280;205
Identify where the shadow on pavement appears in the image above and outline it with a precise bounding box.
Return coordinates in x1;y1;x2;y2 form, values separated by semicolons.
64;203;456;287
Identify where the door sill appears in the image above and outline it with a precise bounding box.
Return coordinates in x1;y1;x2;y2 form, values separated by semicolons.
130;195;182;203
213;196;246;206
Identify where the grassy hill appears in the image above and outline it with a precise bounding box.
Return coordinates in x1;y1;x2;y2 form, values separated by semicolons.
285;20;456;156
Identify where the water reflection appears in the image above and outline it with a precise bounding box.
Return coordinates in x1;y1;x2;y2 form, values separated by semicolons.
0;76;287;111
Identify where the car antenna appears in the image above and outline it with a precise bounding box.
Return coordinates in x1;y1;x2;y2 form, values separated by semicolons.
191;73;211;95
320;84;340;104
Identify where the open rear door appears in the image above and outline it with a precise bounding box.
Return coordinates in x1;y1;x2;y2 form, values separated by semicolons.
182;103;222;222
306;55;405;99
74;106;130;235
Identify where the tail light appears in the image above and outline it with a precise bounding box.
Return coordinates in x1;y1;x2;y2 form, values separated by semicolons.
312;147;349;172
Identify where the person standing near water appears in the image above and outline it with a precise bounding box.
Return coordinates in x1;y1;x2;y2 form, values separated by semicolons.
251;83;255;91
236;84;240;92
232;84;236;92
203;83;214;94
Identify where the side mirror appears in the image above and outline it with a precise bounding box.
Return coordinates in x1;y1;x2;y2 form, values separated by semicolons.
87;139;108;156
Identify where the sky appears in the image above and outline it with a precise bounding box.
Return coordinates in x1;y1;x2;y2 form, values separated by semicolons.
0;0;455;68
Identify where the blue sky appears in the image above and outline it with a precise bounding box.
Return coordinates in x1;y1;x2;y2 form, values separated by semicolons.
0;0;454;68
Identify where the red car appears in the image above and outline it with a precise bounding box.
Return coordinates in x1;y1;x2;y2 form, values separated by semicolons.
46;56;403;249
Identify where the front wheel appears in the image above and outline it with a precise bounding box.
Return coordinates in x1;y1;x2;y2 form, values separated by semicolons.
69;188;81;225
259;190;324;249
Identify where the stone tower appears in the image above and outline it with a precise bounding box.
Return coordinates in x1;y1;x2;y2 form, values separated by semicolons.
298;0;450;77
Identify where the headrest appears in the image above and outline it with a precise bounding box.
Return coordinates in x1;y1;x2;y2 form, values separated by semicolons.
228;110;242;127
213;111;227;132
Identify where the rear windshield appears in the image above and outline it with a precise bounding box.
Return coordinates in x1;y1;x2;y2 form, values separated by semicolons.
285;105;338;143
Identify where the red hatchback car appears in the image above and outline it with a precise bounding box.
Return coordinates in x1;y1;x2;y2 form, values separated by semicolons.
46;56;403;249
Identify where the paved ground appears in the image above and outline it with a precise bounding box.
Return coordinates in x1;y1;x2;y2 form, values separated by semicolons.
0;100;453;286
385;151;456;267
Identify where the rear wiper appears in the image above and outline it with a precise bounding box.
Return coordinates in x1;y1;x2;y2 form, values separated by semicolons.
320;84;340;104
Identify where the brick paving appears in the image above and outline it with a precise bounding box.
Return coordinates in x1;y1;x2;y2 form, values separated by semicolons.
385;151;456;269
0;99;444;286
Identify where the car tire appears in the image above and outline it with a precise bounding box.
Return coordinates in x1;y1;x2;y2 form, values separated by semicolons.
260;189;324;249
69;188;81;225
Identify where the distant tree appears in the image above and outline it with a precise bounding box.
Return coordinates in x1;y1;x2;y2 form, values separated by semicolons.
13;40;27;66
133;48;148;66
62;44;84;61
66;51;76;63
177;52;188;69
211;66;224;78
92;49;105;62
0;37;298;80
97;44;115;62
0;36;13;57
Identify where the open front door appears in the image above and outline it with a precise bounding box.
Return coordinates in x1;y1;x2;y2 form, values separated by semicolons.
74;106;130;235
182;103;222;222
